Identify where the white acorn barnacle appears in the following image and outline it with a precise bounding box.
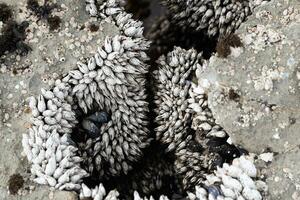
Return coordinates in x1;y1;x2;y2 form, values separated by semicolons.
37;95;46;112
238;156;257;177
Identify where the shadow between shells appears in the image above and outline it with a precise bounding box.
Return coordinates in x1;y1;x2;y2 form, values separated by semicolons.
22;0;269;200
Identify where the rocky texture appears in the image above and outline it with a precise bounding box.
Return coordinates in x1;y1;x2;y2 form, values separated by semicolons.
0;0;118;199
196;0;300;199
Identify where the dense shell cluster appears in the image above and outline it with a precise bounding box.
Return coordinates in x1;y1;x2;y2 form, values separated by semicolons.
22;125;88;190
82;1;152;178
80;183;170;200
64;34;152;178
188;75;227;139
174;141;220;190
80;183;120;200
162;0;252;37
23;0;152;191
23;80;88;190
153;47;221;190
188;156;267;200
153;47;203;152
27;80;77;134
20;0;270;199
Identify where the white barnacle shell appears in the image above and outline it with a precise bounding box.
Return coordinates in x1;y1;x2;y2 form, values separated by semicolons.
37;95;46;112
45;155;57;176
41;88;55;99
223;163;243;178
77;61;89;74
82;183;92;197
34;176;48;185
220;185;236;199
237;156;257;177
239;173;256;189
242;187;262;200
29;96;37;109
222;175;242;192
69;70;83;80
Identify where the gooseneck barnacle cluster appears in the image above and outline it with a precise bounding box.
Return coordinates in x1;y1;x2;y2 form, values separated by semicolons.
162;0;253;37
21;0;269;199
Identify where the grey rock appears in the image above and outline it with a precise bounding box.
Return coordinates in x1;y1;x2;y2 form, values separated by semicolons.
0;0;118;198
197;0;300;154
195;0;300;199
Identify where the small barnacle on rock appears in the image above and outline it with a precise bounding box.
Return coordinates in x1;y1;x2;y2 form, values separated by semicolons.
216;34;243;58
0;20;31;56
0;3;13;23
289;117;296;125
8;173;24;195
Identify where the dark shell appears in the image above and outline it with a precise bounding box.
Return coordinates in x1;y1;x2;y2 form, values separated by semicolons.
80;111;109;139
82;119;100;139
205;185;222;198
87;111;109;125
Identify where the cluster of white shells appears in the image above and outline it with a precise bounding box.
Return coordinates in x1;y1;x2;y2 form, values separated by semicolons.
153;47;221;190
21;0;269;199
188;156;267;200
188;76;227;139
80;183;170;200
80;183;119;200
69;0;152;177
22;0;152;192
22;124;88;190
162;0;252;37
153;47;203;152
27;80;77;134
22;79;88;190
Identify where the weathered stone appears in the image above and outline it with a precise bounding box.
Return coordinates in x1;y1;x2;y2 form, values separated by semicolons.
196;0;300;199
197;0;300;154
0;0;118;198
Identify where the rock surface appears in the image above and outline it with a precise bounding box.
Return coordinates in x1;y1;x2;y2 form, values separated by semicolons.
196;0;300;199
0;0;118;199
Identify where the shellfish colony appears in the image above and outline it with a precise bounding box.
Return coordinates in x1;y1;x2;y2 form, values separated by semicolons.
21;0;269;199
